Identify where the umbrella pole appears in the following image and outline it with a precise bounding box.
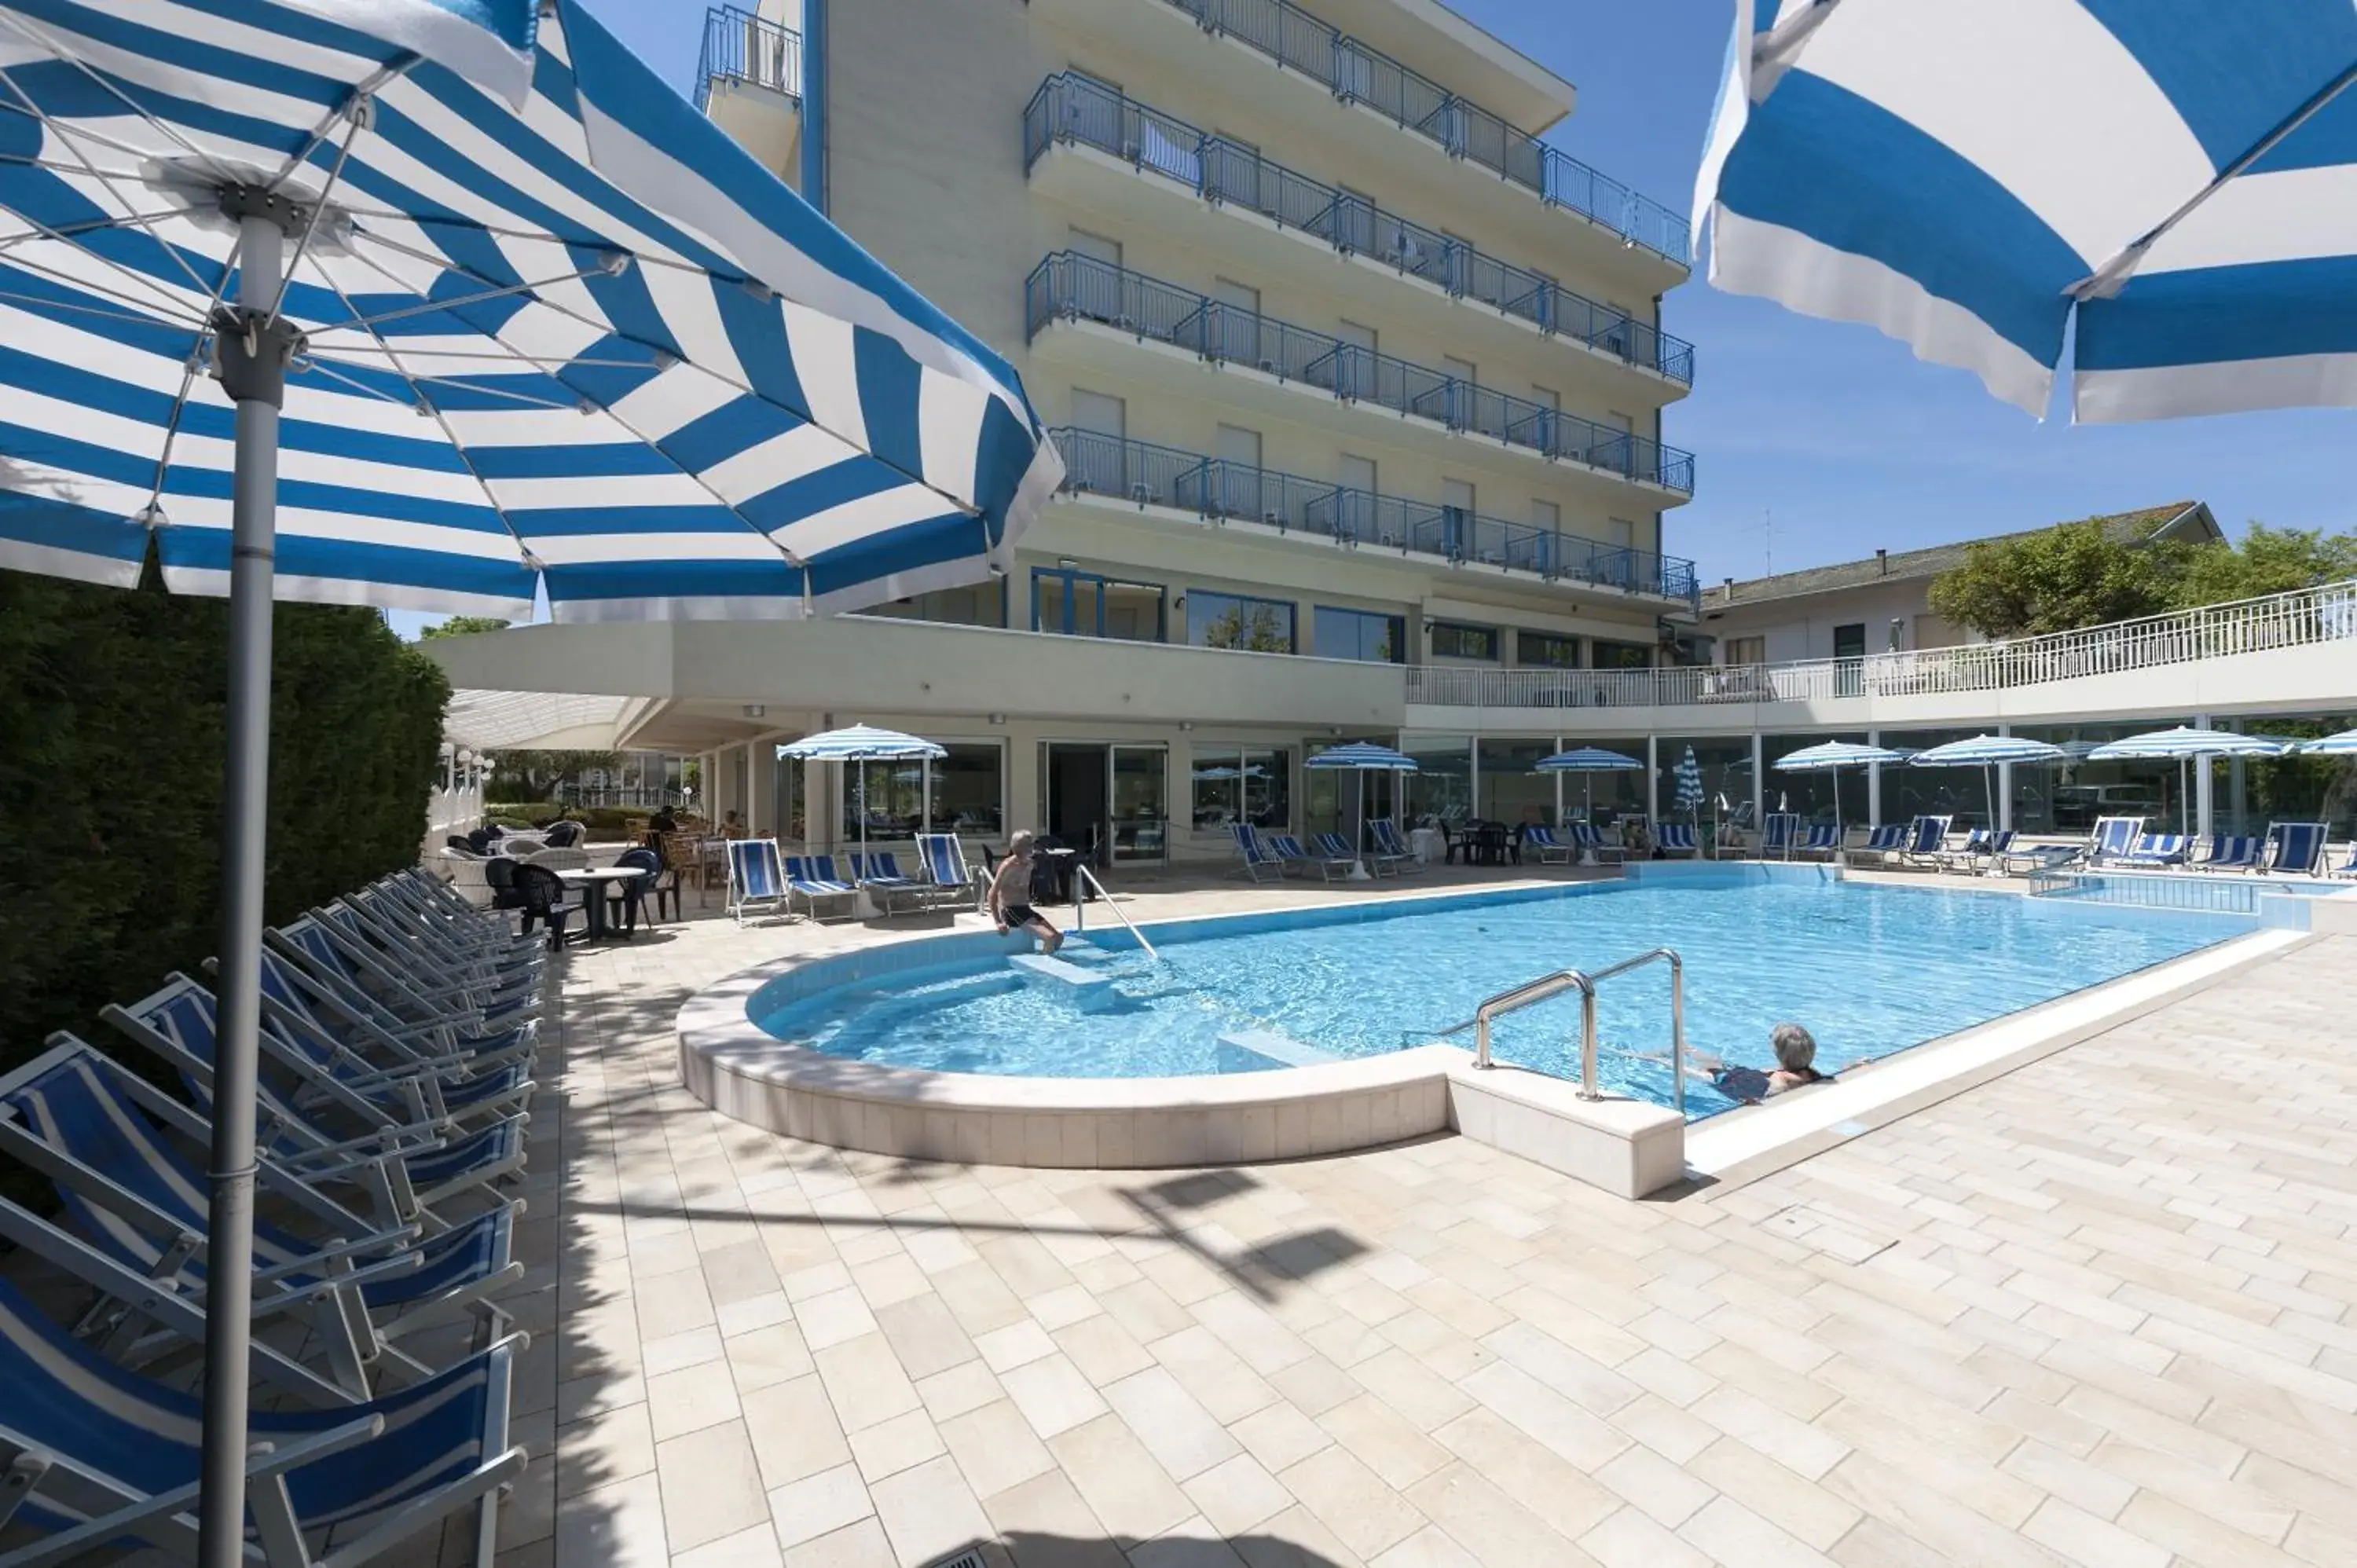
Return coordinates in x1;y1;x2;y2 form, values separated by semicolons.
200;206;295;1568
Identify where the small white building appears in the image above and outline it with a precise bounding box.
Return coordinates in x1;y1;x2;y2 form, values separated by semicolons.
1697;501;2222;668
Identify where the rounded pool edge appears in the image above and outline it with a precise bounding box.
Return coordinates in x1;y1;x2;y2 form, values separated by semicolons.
676;946;1464;1169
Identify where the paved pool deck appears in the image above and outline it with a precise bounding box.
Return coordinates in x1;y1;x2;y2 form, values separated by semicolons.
446;866;2357;1568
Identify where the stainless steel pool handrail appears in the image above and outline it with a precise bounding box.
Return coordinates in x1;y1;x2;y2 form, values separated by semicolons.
1072;863;1160;963
1468;947;1686;1112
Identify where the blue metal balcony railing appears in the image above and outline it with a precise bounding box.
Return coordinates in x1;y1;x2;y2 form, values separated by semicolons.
1022;76;1694;385
1025;253;1699;496
1153;0;1690;266
695;5;802;113
1048;426;1700;607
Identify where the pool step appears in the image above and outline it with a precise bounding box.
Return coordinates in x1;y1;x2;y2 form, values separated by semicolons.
1216;1029;1338;1075
1008;952;1124;1013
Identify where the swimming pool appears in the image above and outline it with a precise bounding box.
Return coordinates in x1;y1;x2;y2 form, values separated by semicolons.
751;868;2251;1117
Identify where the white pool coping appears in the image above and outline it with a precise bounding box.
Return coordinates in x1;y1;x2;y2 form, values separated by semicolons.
676;866;2315;1196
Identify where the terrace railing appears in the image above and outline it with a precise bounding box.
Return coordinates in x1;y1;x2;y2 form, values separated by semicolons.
1050;427;1699;606
1023;75;1694;383
695;5;802;112
1152;0;1691;265
1405;578;2357;711
1026;253;1698;496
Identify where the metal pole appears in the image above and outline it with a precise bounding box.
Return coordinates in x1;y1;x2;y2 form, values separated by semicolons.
200;203;291;1568
1668;953;1685;1116
1578;991;1600;1101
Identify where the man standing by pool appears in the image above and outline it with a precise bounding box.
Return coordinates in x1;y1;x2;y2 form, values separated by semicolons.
988;830;1064;954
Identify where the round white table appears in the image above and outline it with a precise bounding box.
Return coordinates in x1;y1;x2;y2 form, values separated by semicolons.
556;866;648;941
1409;827;1445;864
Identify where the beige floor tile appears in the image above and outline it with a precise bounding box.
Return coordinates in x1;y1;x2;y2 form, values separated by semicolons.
1402;1462;1577;1565
553;1470;671;1568
768;1462;877;1552
728;1318;818;1394
849;1407;946;1483
940;1398;1061;1500
673;1523;786;1568
2021;1497;2172;1568
1315;1396;1450;1491
742;1374;852;1489
556;1399;656;1500
1365;1525;1481;1568
1594;1442;1717;1530
1275;1445;1427;1562
1130;1518;1252;1568
978;1469;1125;1566
1181;1453;1294;1537
1230;1504;1368;1568
779;1516;898;1568
815;1332;924;1434
1047;1412;1198;1546
648;1359;743;1443
1054;1313;1157;1387
1104;1367;1244;1482
918;1360;1007;1423
868;1453;996;1567
1684;1437;1864;1552
1004;1353;1115;1440
1228;1401;1334;1475
658;1420;772;1555
1580;1505;1713;1568
980;1317;1061;1372
797;1284;882;1351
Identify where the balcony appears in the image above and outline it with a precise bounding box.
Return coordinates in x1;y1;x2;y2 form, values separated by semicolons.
1025;253;1697;498
1146;0;1688;267
696;6;802;174
1405;578;2357;728
1023;75;1693;389
1048;427;1699;607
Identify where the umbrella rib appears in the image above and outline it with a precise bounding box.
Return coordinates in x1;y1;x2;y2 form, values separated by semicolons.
0;246;207;327
0;205;206;254
264;86;389;335
306;262;631;335
0;284;196;330
2069;59;2357;300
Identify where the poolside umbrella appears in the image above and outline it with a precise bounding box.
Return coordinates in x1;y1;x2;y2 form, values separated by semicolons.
1307;742;1418;877
1534;746;1644;827
2300;729;2357;756
1695;7;2357;423
1907;735;2066;833
2085;727;2290;833
1773;741;1908;843
780;725;946;874
1673;746;1706;819
0;5;1060;1546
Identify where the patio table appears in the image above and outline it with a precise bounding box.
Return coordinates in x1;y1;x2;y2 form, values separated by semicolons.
557;866;650;942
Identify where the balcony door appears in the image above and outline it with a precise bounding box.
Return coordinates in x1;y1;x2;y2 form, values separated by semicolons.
1834;621;1867;698
1040;743;1168;865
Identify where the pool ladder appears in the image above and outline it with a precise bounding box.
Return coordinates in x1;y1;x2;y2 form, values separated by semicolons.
1071;863;1160;963
1436;947;1688;1114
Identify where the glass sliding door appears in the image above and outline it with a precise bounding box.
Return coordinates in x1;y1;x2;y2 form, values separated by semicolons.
1110;746;1168;863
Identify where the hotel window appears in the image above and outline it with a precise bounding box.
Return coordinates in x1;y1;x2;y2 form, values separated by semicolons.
1033;568;1164;641
926;743;1005;837
1516;631;1581;669
1609;518;1637;550
1725;636;1766;666
863;581;1005;628
1186;590;1295;653
1068;226;1121;269
1315;606;1403;663
1190;746;1292;833
1591;639;1652;669
1430;621;1500;662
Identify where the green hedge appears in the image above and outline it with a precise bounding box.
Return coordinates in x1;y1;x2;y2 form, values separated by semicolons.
482;803;656;833
0;568;450;1078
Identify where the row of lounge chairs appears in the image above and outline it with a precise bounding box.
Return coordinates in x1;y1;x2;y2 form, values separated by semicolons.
0;867;545;1566
722;833;984;925
2080;815;2340;875
1232;821;1425;880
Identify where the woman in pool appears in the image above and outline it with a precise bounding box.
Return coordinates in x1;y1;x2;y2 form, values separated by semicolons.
1663;1021;1827;1103
988;830;1063;954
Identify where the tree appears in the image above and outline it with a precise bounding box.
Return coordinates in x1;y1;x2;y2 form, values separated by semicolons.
1927;518;2194;639
419;615;511;640
2169;524;2357;607
1197;602;1292;654
489;749;621;799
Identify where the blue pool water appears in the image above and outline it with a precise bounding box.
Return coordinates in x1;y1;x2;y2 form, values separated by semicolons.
753;871;2253;1116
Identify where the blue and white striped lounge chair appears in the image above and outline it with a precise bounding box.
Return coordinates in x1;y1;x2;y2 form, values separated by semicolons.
241;946;536;1079
1523;826;1573;864
851;852;927;915
2332;841;2357;878
2194;834;2264;873
320;900;539;1023
785;855;861;920
1567;823;1623;864
101;983;526;1232
1937;828;2015;872
1317;831;1375;876
2264;820;2329;877
270;914;534;1046
2119;833;2192;867
1898;814;1953;868
915;831;984;909
0;1038;523;1405
346;885;541;984
1368;819;1421;874
1261;833;1347;880
1842;822;1909;867
1231;823;1283;882
1656;823;1699;858
0;1275;526;1568
1758;814;1801;859
726;837;793;927
1793;822;1844;859
2084;815;2147;868
248;951;534;1121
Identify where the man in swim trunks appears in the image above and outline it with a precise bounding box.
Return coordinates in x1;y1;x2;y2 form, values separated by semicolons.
988;830;1063;954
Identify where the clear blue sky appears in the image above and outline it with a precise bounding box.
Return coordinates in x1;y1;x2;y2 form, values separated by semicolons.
408;0;2344;634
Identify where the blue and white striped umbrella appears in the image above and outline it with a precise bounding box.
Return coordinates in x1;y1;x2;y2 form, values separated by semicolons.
1305;742;1419;771
1907;735;2066;768
1673;746;1706;815
2084;727;2290;761
2300;729;2357;756
1534;746;1643;773
1696;5;2357;423
0;0;1061;617
1772;741;1908;772
778;724;946;761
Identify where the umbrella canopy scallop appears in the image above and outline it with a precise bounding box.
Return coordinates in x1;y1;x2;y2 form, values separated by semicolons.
1773;741;1908;771
2300;729;2357;756
778;724;945;760
1306;742;1419;771
1907;735;2066;768
2084;727;2290;760
1534;747;1644;772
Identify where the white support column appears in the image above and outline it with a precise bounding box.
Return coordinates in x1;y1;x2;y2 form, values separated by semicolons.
1867;730;1882;828
1750;733;1765;829
747;742;766;837
1646;735;1659;822
1996;722;2013;833
2194;713;2213;839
